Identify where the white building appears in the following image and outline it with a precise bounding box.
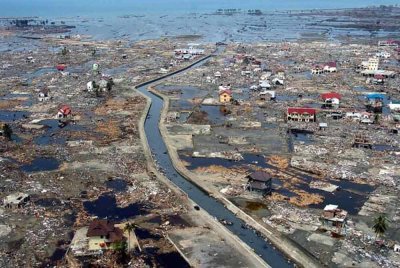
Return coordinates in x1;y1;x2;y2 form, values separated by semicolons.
375;51;391;59
366;57;380;71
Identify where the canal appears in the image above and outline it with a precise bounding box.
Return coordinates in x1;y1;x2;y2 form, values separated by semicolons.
137;51;292;267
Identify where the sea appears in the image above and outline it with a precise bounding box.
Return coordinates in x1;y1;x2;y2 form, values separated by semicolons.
0;0;399;43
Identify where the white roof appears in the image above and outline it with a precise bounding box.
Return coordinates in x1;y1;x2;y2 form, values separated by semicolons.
324;204;338;211
319;123;328;127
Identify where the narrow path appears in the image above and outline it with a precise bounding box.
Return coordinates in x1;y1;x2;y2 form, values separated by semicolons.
136;50;293;267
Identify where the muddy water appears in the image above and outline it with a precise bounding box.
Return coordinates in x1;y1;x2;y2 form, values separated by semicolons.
137;49;292;267
83;193;146;220
21;157;60;173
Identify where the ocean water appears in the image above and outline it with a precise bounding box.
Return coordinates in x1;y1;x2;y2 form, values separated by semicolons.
0;0;399;17
0;0;399;43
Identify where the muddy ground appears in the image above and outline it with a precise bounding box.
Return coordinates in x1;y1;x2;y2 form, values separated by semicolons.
0;35;212;267
155;39;400;267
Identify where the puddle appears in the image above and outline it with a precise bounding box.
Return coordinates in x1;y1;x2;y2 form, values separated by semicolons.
83;193;146;220
289;129;314;144
180;153;271;171
34;198;62;207
230;197;271;218
0;110;30;122
135;227;162;240
34;119;86;145
24;67;56;86
155;252;190;268
105;178;128;192
285;171;375;214
199;105;227;125
372;144;399;152
1;93;34;107
353;86;366;91
21;157;60;173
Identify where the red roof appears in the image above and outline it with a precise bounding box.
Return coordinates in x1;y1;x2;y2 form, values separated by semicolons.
374;74;384;79
325;62;337;68
219;89;232;96
59;105;72;115
287;107;316;115
321;92;341;100
56;64;67;71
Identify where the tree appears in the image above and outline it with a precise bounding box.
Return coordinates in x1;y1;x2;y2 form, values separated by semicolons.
112;240;128;264
61;47;68;56
372;214;388;240
2;124;12;140
124;222;136;251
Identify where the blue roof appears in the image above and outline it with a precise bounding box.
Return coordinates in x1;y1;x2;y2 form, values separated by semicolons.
366;93;385;99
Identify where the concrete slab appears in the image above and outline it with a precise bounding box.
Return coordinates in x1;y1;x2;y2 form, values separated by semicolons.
169;134;193;150
168;227;266;268
307;233;335;247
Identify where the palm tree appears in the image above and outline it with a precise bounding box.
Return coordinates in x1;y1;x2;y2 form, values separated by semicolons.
372;214;388;240
124;222;136;251
2;124;12;140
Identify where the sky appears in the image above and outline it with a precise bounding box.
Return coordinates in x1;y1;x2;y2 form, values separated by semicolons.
0;0;399;17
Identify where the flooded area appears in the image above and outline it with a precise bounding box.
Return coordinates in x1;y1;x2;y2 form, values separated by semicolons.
21;157;60;173
0;111;30;122
83;193;146;220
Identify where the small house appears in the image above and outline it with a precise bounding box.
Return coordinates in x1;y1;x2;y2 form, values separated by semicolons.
321;92;341;109
360;112;374;124
372;74;384;85
38;88;50;102
319;122;328;131
287;107;316;122
219;89;232;103
323;62;337;73
86;81;96;92
56;64;67;71
3;192;30;209
245;171;272;196
259;90;275;100
26;56;35;63
272;77;284;86
388;100;400;111
353;134;372;149
87;219;125;251
0;123;8;137
320;205;347;235
375;51;391;59
366;93;384;113
311;64;324;75
259;80;271;89
57;105;72;119
214;71;222;78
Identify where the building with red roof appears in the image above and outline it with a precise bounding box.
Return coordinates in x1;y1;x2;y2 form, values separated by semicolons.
57;105;72;119
87;219;125;251
321;92;341;100
56;64;67;71
219;89;232;103
287;107;316;122
321;92;341;109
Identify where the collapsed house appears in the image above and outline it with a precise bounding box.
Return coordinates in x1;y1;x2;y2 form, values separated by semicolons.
3;193;30;209
320;205;348;236
38;88;50;102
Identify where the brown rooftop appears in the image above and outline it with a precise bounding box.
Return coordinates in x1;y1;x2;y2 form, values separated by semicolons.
247;171;272;182
87;219;115;237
